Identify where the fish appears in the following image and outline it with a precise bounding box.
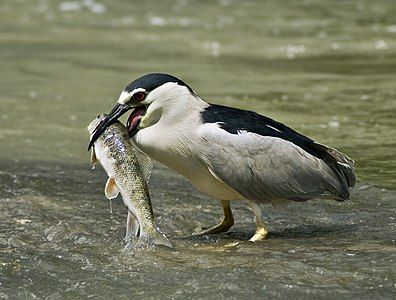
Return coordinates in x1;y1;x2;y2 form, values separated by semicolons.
87;114;172;248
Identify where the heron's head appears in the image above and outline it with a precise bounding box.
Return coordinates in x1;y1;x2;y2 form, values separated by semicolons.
88;73;195;150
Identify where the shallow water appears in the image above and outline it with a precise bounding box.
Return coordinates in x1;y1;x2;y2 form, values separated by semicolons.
0;0;395;298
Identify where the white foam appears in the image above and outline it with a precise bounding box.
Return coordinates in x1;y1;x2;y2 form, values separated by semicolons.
59;0;106;14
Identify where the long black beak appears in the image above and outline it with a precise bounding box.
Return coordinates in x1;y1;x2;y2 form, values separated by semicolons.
87;103;131;150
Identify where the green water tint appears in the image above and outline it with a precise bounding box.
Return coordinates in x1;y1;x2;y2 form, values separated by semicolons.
0;0;395;298
1;0;395;187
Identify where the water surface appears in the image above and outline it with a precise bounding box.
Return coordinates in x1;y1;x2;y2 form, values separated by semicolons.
0;0;395;298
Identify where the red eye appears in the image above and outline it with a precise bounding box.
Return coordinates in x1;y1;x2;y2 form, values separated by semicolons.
133;91;146;102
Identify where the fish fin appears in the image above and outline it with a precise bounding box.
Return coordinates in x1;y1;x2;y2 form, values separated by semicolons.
125;210;140;239
90;146;98;166
132;143;153;183
105;178;119;199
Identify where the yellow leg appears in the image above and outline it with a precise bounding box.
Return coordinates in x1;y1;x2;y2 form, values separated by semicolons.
246;200;268;242
193;200;234;236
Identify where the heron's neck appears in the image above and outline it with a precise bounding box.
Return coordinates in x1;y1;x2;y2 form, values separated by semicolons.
134;89;208;164
142;87;208;128
162;93;207;125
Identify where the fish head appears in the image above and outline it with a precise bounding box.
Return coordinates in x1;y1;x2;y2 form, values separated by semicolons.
87;114;107;167
87;114;107;136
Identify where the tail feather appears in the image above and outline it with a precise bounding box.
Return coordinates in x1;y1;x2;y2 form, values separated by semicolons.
310;143;356;200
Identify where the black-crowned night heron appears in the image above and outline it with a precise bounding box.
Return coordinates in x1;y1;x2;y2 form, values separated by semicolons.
89;73;356;241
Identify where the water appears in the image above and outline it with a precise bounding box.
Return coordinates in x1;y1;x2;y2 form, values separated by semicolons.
1;0;395;298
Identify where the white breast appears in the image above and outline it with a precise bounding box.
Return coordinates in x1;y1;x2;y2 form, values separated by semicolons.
132;113;243;201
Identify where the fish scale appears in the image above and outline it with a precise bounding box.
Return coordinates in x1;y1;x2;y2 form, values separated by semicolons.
87;115;172;247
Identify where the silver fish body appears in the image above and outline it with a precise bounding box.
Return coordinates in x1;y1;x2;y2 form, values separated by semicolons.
87;115;172;247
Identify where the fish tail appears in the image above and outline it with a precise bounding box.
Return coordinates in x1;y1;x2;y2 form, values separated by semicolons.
142;228;173;248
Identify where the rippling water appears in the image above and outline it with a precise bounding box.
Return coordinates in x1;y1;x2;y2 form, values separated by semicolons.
1;0;395;298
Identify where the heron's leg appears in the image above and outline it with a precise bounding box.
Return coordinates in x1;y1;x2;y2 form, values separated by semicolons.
193;200;234;235
125;210;140;239
246;200;268;242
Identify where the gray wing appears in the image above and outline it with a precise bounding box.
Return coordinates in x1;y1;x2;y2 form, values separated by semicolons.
197;124;345;203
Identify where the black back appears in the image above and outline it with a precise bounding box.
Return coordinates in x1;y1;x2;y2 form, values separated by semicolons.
201;104;321;157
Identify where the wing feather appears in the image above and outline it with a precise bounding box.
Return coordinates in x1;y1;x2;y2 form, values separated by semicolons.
197;124;346;203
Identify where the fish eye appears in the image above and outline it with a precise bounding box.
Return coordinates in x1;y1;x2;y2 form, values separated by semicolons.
133;91;146;102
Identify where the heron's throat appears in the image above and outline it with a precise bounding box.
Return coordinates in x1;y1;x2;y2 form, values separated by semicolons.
126;106;146;137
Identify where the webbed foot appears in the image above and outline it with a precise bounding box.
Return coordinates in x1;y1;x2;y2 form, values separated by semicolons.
191;200;234;236
249;225;268;242
193;216;234;236
246;200;269;242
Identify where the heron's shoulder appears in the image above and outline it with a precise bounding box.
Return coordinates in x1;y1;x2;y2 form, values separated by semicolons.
200;104;315;151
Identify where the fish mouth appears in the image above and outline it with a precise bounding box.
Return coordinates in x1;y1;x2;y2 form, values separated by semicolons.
87;114;107;135
126;106;146;137
88;103;131;150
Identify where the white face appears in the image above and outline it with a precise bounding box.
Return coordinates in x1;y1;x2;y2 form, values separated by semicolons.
115;82;198;130
117;88;146;105
117;82;191;107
